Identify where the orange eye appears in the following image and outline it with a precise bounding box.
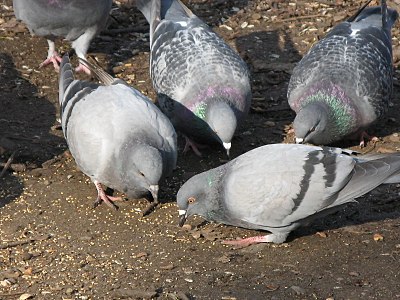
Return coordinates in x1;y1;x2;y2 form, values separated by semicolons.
188;197;196;204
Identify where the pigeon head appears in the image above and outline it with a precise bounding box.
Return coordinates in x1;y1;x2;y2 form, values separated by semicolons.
205;101;237;155
126;144;164;201
177;169;222;227
293;102;330;145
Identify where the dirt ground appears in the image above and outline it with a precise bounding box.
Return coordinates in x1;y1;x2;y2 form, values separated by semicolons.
1;0;400;299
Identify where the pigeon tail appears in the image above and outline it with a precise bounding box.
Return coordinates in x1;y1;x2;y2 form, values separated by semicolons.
59;54;75;106
137;0;193;46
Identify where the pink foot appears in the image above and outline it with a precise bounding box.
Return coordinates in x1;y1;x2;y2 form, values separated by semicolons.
93;181;122;210
222;235;272;247
75;63;91;75
359;131;379;147
39;54;62;71
183;136;207;157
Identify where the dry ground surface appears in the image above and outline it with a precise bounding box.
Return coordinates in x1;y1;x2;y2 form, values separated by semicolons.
1;0;400;299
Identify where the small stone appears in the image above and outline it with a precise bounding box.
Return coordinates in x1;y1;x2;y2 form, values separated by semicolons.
43;180;51;186
21;252;33;261
134;252;148;259
30;168;43;177
373;233;384;242
264;121;276;127
19;294;35;300
252;13;262;20
67;174;74;179
316;231;327;238
240;21;248;28
160;264;174;270
181;224;192;231
65;287;75;295
184;278;193;283
290;285;305;295
217;254;231;263
349;271;360;277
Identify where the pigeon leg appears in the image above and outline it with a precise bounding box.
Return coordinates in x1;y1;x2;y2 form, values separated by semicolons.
183;136;206;157
359;131;379;147
72;28;97;75
93;181;122;210
222;232;289;246
75;63;91;75
39;40;62;70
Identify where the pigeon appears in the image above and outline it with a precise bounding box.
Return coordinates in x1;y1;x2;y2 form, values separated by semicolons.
58;54;177;215
13;0;112;74
177;143;400;245
136;0;252;156
287;0;398;146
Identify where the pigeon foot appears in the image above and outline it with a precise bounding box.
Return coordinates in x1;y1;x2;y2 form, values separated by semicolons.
75;63;92;75
359;131;379;147
39;53;62;71
93;181;122;210
183;136;206;157
222;233;288;246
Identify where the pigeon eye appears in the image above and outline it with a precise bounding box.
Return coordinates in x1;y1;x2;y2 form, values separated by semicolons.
188;197;196;204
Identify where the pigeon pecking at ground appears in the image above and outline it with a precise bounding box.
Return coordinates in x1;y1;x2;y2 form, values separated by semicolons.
13;0;112;74
58;54;177;215
177;144;400;246
287;0;398;146
136;0;252;156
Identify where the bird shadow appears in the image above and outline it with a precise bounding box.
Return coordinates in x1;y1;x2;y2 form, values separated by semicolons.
235;29;300;146
291;183;400;242
0;52;65;207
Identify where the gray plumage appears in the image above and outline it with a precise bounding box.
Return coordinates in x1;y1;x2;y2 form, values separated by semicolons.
136;0;251;155
288;0;398;145
59;55;177;210
177;144;400;244
13;0;112;73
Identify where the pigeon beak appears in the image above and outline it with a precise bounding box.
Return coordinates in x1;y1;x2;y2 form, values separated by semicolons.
148;184;159;202
295;137;304;144
223;142;231;157
178;209;187;227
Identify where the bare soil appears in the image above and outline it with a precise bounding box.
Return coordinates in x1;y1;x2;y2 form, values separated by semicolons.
1;1;400;299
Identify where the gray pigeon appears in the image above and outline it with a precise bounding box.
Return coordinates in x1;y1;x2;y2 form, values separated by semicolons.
177;144;400;245
13;0;112;73
59;54;177;214
287;0;398;146
136;0;251;156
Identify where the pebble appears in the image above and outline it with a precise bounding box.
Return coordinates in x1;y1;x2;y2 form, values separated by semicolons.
240;21;248;28
21;251;33;261
252;13;262;20
18;294;35;300
290;285;305;295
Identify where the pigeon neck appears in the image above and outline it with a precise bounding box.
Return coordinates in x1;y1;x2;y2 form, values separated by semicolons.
298;82;359;135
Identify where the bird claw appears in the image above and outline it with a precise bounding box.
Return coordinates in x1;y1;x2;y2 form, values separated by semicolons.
183;136;204;157
39;54;62;71
93;181;122;210
75;63;92;75
222;235;271;247
359;131;379;147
